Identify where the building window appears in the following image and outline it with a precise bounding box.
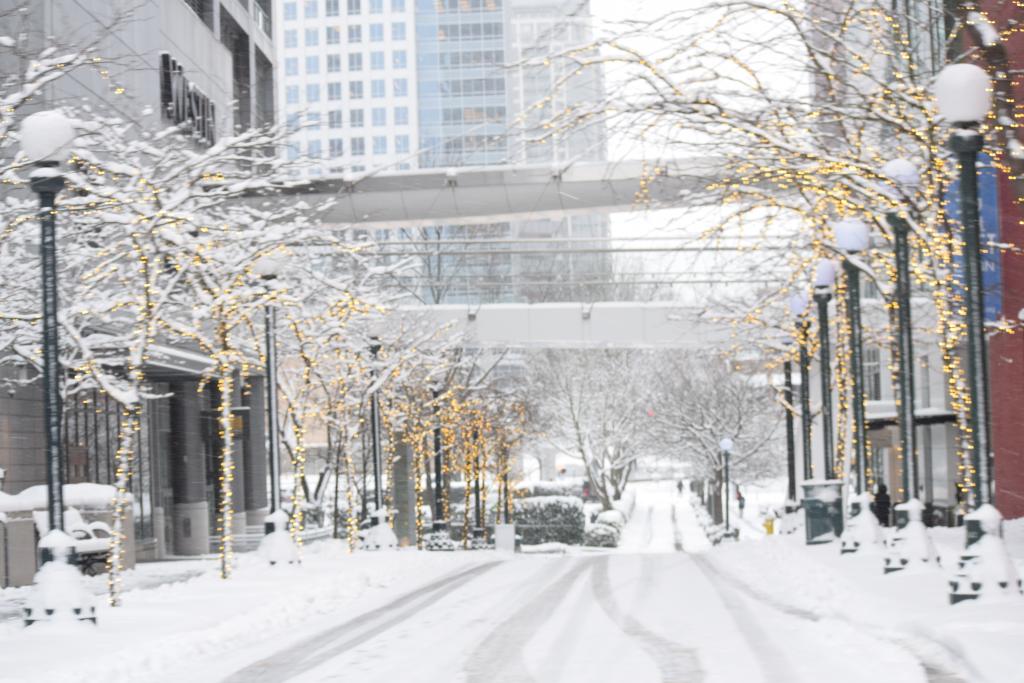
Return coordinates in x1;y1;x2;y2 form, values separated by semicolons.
287;143;299;160
350;109;364;127
305;28;319;46
305;55;319;74
308;139;322;158
304;0;318;18
326;0;340;15
391;0;404;10
328;110;343;128
391;22;406;40
327;54;342;72
326;26;341;44
348;53;363;71
370;0;383;12
348;25;362;43
307;112;321;129
286;112;301;131
369;23;384;41
284;2;298;20
372;107;386;126
371;79;385;97
373;136;387;154
284;30;298;48
285;58;299;76
395;134;409;153
394;106;408;125
392;50;407;69
864;347;882;401
349;81;364;99
393;78;408;97
306;83;321;102
351;137;365;155
328;82;343;100
286;85;300;104
370;51;385;70
330;138;344;158
348;0;361;14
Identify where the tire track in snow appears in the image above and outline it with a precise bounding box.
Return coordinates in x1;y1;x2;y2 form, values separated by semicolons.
590;554;705;683
222;561;501;683
692;555;969;683
462;558;593;683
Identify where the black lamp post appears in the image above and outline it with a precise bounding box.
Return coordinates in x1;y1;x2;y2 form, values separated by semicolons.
431;387;447;532
788;293;814;482
368;339;384;524
883;158;923;502
22;111;75;554
813;259;838;478
935;64;994;507
834;218;872;494
783;360;797;503
720;437;733;533
20;110;96;625
252;255;286;525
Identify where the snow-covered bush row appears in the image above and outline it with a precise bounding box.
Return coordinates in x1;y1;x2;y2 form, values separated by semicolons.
584;522;620;548
516;480;583;499
514;496;585;545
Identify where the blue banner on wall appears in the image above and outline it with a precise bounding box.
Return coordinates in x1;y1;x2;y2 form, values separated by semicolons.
947;152;1002;322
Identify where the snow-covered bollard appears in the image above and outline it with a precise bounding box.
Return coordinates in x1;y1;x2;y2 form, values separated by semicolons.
840;492;881;554
949;504;1022;604
361;509;398;551
23;530;95;626
424;521;457;551
258;510;299;566
883;499;938;574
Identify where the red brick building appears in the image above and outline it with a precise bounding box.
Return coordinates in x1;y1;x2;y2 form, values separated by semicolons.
981;2;1024;518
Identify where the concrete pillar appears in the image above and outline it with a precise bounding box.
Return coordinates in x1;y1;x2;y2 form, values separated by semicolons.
392;442;417;546
169;381;209;556
243;375;268;526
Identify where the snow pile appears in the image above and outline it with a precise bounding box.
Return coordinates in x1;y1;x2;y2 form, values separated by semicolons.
0;541;493;682
705;522;1024;682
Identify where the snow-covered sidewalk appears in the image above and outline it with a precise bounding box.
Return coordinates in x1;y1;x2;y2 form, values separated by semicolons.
0;542;491;683
687;495;1024;683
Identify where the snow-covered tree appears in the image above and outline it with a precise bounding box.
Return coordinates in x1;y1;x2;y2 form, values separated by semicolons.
527;349;656;510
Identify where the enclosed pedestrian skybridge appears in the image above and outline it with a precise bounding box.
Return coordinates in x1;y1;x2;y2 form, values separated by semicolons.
397;302;733;349
279;158;726;230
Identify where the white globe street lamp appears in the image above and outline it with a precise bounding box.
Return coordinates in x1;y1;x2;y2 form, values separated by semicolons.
934;63;993;509
934;64;992;126
253;251;298;565
833;218;871;495
19;110;95;625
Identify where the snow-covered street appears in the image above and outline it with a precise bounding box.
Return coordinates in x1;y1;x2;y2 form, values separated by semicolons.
9;482;1017;682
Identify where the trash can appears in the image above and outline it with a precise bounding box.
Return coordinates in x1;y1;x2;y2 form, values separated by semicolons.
801;480;844;544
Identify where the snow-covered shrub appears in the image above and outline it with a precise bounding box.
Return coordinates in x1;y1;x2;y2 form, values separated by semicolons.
516;480;583;499
583;502;603;524
596;509;627;532
514;495;585;545
584;522;620;548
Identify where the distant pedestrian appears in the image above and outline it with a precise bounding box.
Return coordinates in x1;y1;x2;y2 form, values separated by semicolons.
873;483;891;527
737;488;746;517
676;480;683;495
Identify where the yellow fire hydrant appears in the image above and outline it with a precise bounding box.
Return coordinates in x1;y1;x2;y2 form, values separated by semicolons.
763;517;775;535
